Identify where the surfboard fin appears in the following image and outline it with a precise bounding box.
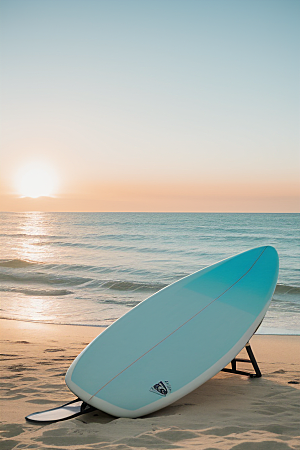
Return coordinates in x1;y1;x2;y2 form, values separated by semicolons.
25;398;95;423
222;343;262;378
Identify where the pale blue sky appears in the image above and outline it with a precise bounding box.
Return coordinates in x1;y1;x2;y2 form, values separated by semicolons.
0;0;299;211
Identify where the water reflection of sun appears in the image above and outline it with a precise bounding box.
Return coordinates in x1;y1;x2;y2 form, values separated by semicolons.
17;297;58;323
18;212;53;263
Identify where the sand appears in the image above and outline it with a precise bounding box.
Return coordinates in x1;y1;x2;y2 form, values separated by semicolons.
0;318;299;450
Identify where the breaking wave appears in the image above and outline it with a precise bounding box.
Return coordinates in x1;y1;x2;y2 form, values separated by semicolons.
0;272;91;287
0;286;72;296
101;280;166;292
0;259;42;268
274;284;300;296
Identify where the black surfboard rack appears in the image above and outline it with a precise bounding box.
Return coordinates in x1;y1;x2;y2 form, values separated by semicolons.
222;342;261;378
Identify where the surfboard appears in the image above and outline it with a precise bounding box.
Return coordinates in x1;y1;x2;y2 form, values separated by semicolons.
64;245;279;418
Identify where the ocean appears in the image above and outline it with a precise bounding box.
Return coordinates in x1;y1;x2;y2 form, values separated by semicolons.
0;212;299;334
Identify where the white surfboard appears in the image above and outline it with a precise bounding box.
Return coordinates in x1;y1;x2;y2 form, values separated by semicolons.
65;245;278;418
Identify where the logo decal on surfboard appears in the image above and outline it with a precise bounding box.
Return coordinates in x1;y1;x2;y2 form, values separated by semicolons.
150;381;171;396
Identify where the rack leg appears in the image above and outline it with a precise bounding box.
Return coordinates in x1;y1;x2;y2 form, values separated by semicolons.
221;342;261;378
245;343;261;378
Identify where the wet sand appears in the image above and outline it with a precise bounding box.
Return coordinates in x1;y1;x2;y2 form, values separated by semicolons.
0;318;299;449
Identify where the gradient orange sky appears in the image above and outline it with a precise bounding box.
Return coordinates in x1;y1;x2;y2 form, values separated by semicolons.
1;0;299;212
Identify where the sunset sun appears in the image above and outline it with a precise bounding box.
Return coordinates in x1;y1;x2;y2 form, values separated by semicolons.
16;162;58;198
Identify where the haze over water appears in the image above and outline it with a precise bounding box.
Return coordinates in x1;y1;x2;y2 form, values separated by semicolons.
0;212;299;335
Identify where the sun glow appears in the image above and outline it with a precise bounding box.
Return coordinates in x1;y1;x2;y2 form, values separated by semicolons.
16;162;58;198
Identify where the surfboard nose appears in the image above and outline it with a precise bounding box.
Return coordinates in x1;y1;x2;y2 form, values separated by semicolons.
248;246;279;298
246;245;279;268
259;245;279;266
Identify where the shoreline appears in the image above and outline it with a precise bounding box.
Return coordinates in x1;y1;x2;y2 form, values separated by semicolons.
1;318;300;449
1;316;300;336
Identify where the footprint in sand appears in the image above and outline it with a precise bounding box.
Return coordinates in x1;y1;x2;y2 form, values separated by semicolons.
44;348;65;352
27;398;58;404
231;441;293;449
20;377;37;382
8;364;26;372
0;423;24;438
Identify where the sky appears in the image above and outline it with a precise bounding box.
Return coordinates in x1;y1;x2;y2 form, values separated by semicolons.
0;0;299;212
